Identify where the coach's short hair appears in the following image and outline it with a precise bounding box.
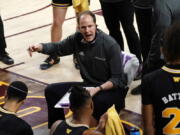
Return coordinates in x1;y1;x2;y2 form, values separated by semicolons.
77;10;96;25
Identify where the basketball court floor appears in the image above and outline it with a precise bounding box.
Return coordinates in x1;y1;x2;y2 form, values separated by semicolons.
0;0;142;134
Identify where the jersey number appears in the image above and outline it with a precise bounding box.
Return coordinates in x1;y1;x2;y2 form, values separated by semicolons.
162;108;180;134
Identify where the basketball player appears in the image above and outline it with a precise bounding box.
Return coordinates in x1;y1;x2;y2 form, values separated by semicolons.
50;86;106;135
0;81;33;135
142;22;180;135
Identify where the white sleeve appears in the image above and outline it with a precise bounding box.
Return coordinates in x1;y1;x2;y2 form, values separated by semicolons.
123;53;139;85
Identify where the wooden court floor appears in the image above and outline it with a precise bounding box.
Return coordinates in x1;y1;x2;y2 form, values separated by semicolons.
0;0;142;134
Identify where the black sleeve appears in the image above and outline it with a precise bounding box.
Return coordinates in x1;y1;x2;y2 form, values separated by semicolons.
108;43;126;88
141;75;153;105
41;34;78;56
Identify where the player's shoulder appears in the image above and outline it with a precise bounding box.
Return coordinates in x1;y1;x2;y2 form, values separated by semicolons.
143;69;165;82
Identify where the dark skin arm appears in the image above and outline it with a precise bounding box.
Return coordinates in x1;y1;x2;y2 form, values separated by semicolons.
83;113;107;135
142;104;155;135
83;129;104;135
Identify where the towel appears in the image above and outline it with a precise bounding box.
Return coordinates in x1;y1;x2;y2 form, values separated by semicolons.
73;0;89;13
105;105;126;135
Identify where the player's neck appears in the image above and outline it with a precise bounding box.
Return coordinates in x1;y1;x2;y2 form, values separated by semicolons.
72;114;91;126
3;101;20;113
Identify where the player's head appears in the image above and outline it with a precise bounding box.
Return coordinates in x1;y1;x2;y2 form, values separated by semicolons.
6;81;28;102
69;86;93;114
161;21;180;63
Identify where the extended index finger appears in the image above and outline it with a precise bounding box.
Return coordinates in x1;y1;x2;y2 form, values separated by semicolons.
27;47;32;57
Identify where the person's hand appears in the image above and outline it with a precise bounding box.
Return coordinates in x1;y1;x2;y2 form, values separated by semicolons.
96;113;108;133
28;44;43;57
85;87;100;96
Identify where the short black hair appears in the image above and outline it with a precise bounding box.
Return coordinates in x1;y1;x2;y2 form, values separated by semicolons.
7;81;28;102
162;21;180;62
77;10;96;25
69;86;91;110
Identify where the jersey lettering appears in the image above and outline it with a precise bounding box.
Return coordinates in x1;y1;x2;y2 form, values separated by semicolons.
161;93;180;104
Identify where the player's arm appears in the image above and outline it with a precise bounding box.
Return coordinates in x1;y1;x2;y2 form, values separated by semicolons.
28;44;43;57
83;129;104;135
142;104;155;135
83;113;107;135
86;81;113;96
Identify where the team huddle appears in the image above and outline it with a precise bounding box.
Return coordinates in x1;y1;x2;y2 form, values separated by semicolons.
1;0;180;135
